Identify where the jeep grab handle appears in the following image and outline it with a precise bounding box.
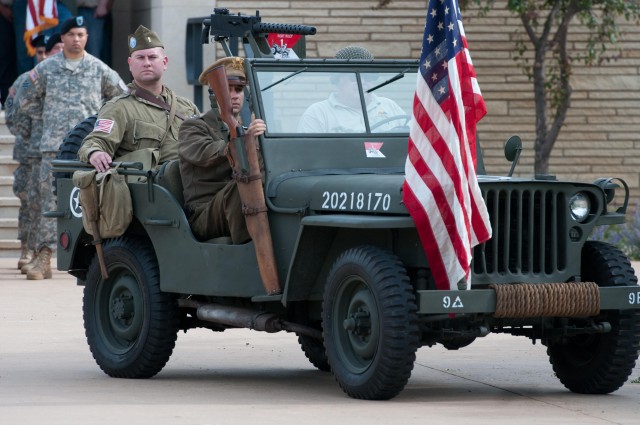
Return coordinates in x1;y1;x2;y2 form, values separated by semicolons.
52;160;144;171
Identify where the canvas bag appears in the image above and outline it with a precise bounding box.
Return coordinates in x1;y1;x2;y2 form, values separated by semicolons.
73;168;133;238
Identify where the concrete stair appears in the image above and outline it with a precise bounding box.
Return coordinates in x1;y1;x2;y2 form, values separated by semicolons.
0;111;21;258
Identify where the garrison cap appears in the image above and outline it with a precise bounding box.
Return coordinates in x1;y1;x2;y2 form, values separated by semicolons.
128;25;164;55
335;45;374;60
199;57;246;86
31;34;47;49
60;16;86;34
45;33;62;53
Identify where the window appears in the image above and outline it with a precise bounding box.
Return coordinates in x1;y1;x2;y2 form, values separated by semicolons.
257;68;417;135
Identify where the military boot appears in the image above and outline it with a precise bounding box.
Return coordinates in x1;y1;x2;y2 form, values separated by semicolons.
20;254;39;275
26;247;53;280
17;240;33;269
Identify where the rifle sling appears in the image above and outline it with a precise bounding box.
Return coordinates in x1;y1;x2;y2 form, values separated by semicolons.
133;87;187;121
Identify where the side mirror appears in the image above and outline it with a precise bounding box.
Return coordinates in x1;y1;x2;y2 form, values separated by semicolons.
504;135;522;177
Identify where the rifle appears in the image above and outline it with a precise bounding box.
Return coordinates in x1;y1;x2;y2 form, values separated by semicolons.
75;174;109;280
206;65;281;295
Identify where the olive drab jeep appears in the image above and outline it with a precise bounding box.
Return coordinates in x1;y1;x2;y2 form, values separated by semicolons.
51;9;640;400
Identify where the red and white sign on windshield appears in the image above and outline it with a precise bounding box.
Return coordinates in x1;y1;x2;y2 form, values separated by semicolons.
267;33;302;59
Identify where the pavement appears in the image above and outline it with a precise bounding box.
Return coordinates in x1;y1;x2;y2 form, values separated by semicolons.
1;258;640;425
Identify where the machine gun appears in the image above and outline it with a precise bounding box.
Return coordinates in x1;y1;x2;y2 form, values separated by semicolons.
201;8;316;58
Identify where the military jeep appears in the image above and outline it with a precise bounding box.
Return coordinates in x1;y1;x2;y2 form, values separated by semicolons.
51;9;640;400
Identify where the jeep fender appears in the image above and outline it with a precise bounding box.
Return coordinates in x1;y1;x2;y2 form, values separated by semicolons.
283;214;421;303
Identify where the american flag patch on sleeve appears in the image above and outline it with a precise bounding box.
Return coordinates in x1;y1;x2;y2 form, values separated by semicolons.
94;119;115;134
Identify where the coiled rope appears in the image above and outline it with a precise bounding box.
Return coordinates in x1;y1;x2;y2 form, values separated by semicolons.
489;282;600;318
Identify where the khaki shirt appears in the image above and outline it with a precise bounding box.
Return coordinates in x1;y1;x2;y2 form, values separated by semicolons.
78;83;200;163
178;109;232;209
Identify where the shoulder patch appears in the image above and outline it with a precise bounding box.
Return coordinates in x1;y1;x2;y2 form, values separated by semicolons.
94;119;115;134
28;69;38;82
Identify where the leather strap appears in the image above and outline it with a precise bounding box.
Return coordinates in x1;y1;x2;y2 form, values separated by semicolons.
132;85;187;121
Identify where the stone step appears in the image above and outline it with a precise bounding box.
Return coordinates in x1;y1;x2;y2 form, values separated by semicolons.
0;176;14;197
0;112;22;257
0;197;20;219
0;156;18;175
0;134;16;156
0;218;18;240
0;239;21;258
0;121;12;136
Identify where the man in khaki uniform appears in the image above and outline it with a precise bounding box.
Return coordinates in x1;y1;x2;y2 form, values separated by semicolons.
79;25;199;172
178;57;266;244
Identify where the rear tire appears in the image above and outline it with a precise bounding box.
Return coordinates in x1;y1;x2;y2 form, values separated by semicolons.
53;115;97;195
547;241;640;394
298;334;330;372
83;237;180;378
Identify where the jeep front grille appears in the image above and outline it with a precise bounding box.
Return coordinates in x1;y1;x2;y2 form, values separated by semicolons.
473;188;567;278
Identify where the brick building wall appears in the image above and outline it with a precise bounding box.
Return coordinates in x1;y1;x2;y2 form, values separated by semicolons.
217;0;640;208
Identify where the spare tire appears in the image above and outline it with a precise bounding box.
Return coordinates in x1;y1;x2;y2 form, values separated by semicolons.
53;115;97;195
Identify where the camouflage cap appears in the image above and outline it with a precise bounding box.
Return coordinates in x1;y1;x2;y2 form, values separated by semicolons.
60;16;86;34
45;33;62;53
128;25;164;55
199;57;246;86
335;45;374;60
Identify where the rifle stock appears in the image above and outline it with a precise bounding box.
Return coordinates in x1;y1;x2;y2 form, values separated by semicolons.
206;65;240;139
205;65;281;295
80;179;108;279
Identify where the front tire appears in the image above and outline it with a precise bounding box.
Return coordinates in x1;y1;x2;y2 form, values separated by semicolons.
547;241;640;394
322;245;419;400
83;237;180;378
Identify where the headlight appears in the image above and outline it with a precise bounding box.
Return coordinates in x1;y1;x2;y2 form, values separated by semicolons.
569;192;590;222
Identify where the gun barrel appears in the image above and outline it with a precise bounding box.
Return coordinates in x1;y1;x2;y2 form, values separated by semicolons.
253;22;316;36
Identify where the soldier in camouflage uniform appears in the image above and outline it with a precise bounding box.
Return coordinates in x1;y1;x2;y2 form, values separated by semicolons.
5;34;50;269
22;35;64;276
19;16;126;280
79;25;199;172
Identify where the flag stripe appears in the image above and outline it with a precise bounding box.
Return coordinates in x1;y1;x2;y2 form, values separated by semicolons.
403;0;491;291
24;0;59;56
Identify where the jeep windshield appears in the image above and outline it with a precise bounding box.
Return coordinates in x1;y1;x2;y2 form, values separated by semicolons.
252;61;419;136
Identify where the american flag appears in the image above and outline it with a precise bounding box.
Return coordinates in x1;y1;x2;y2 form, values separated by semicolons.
24;0;59;56
94;119;115;134
402;0;491;291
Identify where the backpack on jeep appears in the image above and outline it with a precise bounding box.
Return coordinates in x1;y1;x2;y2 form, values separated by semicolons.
72;167;133;239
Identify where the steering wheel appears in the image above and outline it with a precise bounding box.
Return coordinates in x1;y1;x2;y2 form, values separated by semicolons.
370;114;412;132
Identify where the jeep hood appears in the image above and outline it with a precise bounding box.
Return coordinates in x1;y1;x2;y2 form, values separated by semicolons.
268;172;408;214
